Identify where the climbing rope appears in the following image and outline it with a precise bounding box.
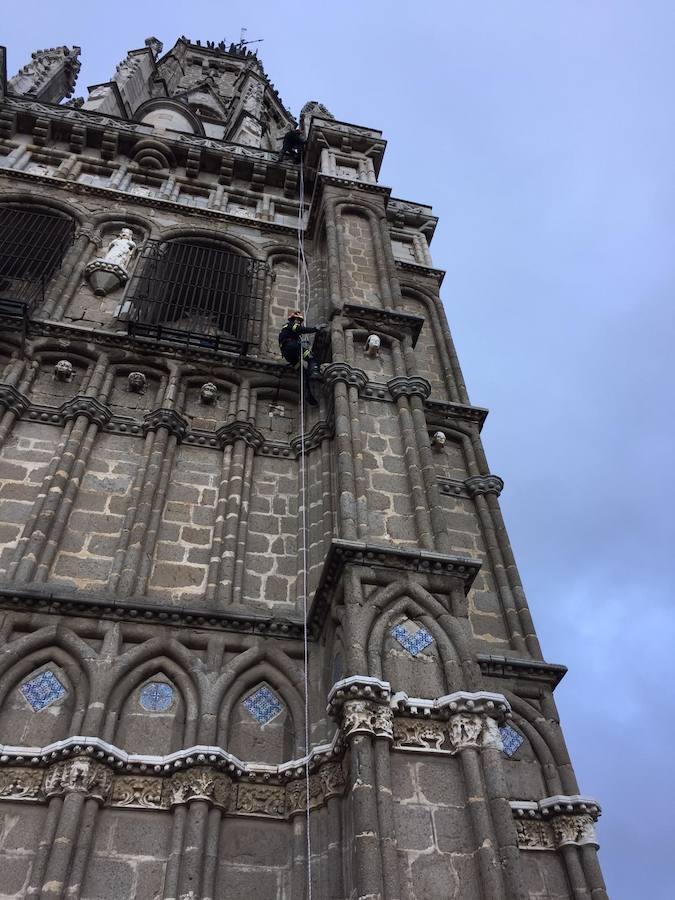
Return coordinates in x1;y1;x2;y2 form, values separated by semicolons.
296;155;313;900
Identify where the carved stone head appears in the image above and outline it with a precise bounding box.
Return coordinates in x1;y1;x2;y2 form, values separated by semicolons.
200;382;218;404
431;431;446;449
54;360;74;382
365;334;381;358
128;371;146;394
119;228;134;242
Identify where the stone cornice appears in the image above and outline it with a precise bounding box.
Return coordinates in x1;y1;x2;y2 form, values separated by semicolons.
310;539;481;634
342;302;425;347
387;375;432;401
394;259;446;284
0;584;307;640
477;654;567;688
61;395;112;427
0;167;298;235
0;383;30;417
142;407;189;441
425;397;489;430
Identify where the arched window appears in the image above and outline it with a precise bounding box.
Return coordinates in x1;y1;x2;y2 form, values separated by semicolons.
0;205;75;319
120;238;266;352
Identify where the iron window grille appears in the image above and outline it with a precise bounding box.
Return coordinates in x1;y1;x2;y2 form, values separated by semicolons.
0;207;76;321
120;239;266;353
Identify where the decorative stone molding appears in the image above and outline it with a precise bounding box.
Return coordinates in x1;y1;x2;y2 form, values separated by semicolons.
84;259;129;296
387;375;432;401
289;420;334;455
142;407;189;441
61;395;112;427
341;302;425;347
465;474;504;498
311;539;481;633
477;654;567;688
0;736;346;819
425;397;489;429
437;477;471;500
216;420;265;450
0;384;31;417
43;757;113;802
326;675;391;716
390;689;510;720
511;796;601;851
322;362;368;393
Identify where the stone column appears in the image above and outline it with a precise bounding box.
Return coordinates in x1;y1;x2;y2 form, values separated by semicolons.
42;227;99;320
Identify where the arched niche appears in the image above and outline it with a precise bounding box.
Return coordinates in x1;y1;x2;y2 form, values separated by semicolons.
0;662;76;747
134;99;205;136
228;681;294;766
113;673;186;756
383;613;446;699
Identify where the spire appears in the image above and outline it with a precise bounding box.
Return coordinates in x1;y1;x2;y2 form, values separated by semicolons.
8;45;81;104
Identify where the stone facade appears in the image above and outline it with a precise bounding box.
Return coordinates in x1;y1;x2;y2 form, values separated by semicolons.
0;35;607;900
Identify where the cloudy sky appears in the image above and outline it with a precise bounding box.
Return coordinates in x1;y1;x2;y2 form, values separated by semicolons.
5;2;674;896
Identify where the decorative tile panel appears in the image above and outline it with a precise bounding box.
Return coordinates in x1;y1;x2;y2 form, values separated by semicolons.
391;622;433;657
499;725;524;757
243;686;283;725
139;682;175;712
20;671;66;711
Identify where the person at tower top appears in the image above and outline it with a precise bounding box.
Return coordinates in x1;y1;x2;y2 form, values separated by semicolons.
278;126;305;163
278;311;324;406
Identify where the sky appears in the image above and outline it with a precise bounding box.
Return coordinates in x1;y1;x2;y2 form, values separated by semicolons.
4;2;675;896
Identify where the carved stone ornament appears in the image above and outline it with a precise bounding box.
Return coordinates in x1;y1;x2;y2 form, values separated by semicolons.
60;395;112;428
128;371;147;394
216;420;264;450
431;431;447;449
515;819;556;851
0;384;31;418
200;382;218;404
447;712;487;751
341;700;393;741
235;782;286;818
166;767;232;810
387;375;432;401
393;718;446;751
43;757;113;802
365;333;381;358
322;362;369;393
143;408;189;441
85;228;137;296
551;814;598;847
54;359;74;382
110;776;164;809
0;767;43;801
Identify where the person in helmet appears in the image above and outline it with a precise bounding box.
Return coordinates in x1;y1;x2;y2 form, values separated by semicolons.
278;311;323;405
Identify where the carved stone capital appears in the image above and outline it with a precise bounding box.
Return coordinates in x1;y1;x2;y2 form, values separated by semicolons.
165;767;232;810
322;362;369;393
61;395;112;427
512;796;601;851
43;757;112;802
387;375;432;401
216;420;265;450
465;474;504;498
0;384;30;417
285;760;347;816
143;408;189;441
447;712;499;752
342;699;393;741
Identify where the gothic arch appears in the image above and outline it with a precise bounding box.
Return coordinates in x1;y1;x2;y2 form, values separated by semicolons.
155;225;262;261
0;192;83;224
363;581;480;691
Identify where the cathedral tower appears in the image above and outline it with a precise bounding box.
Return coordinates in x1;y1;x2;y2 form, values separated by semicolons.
0;35;607;899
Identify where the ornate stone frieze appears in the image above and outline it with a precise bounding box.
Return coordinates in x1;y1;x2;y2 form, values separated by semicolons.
110;775;164;809
511;796;601;851
0;384;30;417
235;783;286;818
216;420;265;450
322;362;369;393
342;700;393;741
392;718;446;751
387;375;432;401
142;407;189;441
61;395;113;427
464;475;504;498
0;767;42;801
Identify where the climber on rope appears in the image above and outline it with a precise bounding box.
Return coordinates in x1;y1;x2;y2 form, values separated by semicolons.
278;126;305;163
278;311;324;406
